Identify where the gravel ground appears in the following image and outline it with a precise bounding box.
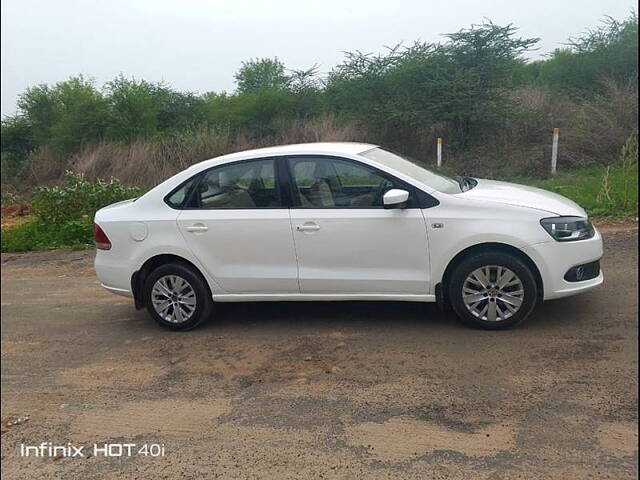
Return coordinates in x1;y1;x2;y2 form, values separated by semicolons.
1;225;637;479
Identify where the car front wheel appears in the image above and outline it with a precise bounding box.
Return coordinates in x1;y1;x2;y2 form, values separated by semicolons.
143;262;213;331
448;252;538;329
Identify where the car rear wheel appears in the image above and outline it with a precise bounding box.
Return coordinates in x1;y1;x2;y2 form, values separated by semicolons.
448;252;537;329
143;262;213;331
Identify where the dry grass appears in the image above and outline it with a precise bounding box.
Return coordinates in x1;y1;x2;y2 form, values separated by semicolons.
443;78;639;177
67;115;364;188
565;77;639;165
22;146;68;186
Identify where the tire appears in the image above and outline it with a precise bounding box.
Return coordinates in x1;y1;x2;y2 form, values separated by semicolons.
448;251;537;329
143;262;213;331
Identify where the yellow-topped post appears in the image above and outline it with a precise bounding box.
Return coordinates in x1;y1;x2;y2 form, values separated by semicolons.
437;137;443;168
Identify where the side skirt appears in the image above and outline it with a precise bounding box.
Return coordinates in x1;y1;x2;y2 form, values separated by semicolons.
212;293;436;303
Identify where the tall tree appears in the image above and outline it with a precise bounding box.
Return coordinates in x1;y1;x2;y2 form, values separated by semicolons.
234;58;289;93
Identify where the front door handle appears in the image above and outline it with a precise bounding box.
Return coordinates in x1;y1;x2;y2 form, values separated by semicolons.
186;223;208;233
296;222;320;232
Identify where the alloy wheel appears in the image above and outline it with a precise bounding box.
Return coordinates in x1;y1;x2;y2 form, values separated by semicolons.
151;275;197;323
462;265;525;322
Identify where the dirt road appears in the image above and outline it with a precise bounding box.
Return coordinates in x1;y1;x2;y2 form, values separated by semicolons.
1;226;638;479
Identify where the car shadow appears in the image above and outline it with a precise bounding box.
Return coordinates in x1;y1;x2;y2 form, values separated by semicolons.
198;296;591;333
205;301;452;330
126;294;596;335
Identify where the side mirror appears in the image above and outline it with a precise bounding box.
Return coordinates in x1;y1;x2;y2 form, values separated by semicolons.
383;189;409;209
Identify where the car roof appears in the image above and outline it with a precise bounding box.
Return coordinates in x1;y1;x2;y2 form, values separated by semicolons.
191;142;378;169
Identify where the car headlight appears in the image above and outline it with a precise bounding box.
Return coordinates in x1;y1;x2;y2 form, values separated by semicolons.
540;216;595;242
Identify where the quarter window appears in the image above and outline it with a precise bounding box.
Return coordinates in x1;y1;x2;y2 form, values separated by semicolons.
166;176;200;209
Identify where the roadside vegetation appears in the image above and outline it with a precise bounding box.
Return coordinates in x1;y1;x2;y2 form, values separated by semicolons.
519;134;638;218
504;135;638;218
1;13;637;252
1;172;141;252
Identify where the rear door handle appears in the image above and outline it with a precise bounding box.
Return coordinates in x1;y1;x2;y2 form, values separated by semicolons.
296;222;320;232
186;224;208;233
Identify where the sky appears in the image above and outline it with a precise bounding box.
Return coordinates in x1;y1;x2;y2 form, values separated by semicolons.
0;0;636;116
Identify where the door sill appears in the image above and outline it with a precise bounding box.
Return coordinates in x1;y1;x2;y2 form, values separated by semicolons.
212;293;436;302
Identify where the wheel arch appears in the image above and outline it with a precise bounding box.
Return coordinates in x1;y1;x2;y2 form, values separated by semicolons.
435;242;544;308
131;254;211;309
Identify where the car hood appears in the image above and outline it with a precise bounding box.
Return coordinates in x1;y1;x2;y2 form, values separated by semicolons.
459;179;587;217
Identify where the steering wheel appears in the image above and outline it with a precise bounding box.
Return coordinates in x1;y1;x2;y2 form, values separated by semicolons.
372;179;393;206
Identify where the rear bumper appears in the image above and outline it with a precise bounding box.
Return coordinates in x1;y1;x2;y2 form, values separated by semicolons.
95;250;133;296
101;283;133;297
522;229;604;301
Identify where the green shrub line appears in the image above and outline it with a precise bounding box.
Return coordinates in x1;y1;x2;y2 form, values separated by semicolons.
1;219;93;253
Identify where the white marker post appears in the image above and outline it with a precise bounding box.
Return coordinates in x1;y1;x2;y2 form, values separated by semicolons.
437;137;443;168
551;128;560;174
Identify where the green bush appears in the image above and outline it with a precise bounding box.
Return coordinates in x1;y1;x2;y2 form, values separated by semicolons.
3;171;141;252
31;171;142;223
1;219;93;252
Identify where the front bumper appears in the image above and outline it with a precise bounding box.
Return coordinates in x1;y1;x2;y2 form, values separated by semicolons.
522;228;604;300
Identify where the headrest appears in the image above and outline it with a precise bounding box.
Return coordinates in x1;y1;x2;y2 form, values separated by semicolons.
219;170;232;187
313;160;331;178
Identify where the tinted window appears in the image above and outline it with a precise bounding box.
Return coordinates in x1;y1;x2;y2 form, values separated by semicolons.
194;159;280;209
288;157;403;208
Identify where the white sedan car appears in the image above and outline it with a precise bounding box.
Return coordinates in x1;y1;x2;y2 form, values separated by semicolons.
94;142;603;330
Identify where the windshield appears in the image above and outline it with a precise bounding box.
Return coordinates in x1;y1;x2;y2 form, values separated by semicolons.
360;147;462;194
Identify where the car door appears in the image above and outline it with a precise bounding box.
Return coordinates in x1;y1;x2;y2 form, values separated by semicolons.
175;157;299;294
286;155;431;295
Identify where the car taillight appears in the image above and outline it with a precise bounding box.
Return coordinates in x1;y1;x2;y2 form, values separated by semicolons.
94;223;112;250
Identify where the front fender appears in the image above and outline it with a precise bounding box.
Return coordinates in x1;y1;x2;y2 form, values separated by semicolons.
424;202;549;295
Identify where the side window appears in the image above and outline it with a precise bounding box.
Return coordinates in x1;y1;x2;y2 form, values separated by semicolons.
288;157;402;208
195;159;280;209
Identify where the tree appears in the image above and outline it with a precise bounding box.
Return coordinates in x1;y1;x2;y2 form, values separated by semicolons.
288;64;321;93
326;22;539;146
528;12;638;93
16;76;108;153
50;76;109;152
1;115;36;176
104;76;160;141
16;84;61;145
440;22;539;143
234;58;289;93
